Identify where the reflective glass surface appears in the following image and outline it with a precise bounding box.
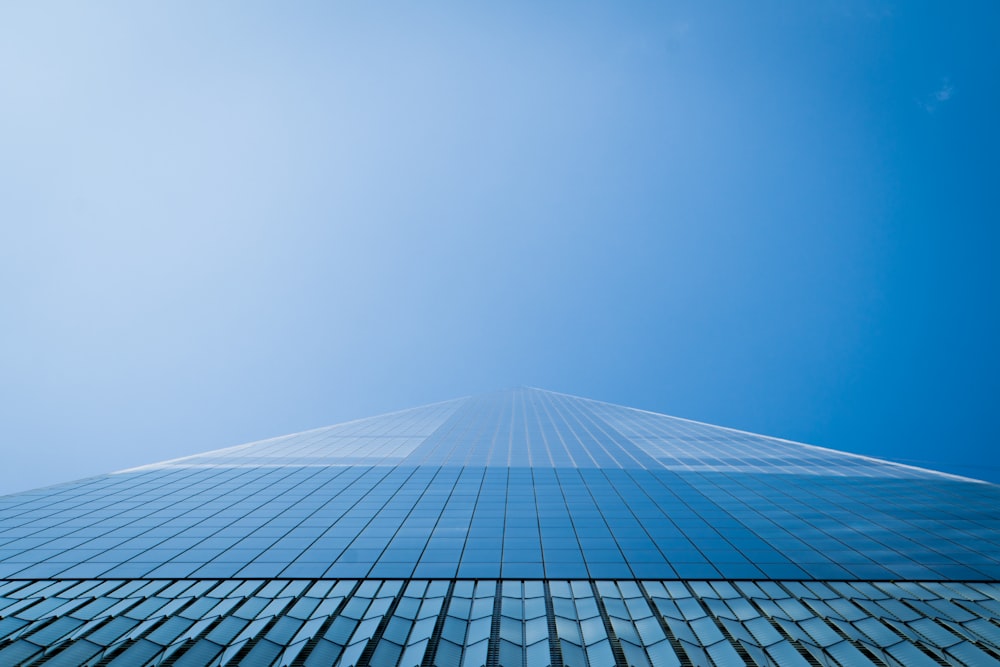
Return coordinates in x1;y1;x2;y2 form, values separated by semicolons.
1;577;998;666
1;388;998;581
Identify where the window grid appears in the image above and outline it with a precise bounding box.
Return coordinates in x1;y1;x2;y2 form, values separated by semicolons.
2;389;999;582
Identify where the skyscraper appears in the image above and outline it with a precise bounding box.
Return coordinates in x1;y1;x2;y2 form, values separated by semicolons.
1;387;998;666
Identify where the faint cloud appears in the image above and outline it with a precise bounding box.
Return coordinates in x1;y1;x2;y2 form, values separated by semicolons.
618;19;691;59
669;20;692;39
825;0;894;21
664;20;692;54
919;78;954;113
934;81;954;102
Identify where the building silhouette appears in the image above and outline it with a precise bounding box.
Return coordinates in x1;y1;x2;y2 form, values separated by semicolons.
0;387;998;665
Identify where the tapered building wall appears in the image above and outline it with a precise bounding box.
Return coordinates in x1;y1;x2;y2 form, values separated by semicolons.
1;388;998;665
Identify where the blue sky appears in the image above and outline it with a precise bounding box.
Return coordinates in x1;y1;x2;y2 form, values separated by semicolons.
1;1;998;493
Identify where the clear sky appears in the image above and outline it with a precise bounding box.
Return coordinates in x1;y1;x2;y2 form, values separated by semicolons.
1;2;998;494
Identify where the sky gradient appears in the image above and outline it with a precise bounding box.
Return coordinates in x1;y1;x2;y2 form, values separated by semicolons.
1;1;998;494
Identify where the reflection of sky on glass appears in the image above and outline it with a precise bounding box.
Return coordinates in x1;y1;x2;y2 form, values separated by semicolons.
3;389;998;582
1;3;998;493
125;389;965;481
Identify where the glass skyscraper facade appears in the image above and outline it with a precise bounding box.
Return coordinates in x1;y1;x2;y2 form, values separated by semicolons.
1;387;998;665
